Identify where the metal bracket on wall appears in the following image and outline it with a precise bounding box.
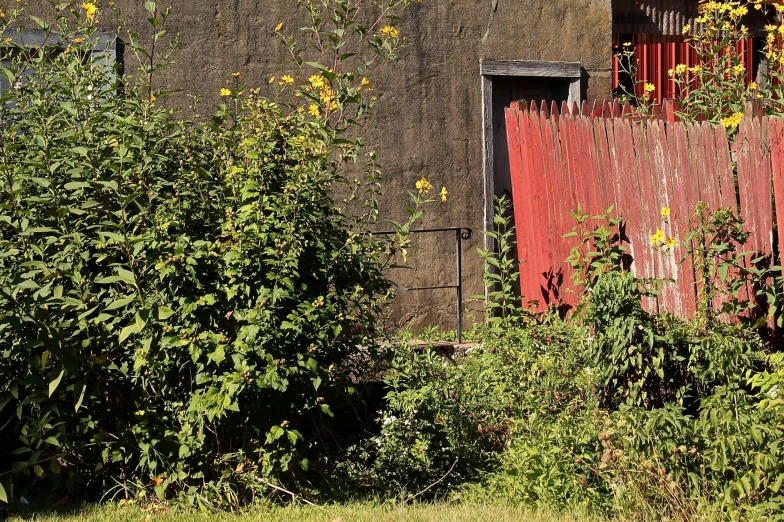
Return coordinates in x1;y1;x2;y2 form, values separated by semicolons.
364;227;473;344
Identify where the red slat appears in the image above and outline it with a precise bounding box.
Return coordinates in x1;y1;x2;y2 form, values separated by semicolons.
506;105;533;306
770;118;784;270
526;102;550;310
666;121;697;316
518;105;542;309
632;123;658;312
649;121;679;314
538;107;560;306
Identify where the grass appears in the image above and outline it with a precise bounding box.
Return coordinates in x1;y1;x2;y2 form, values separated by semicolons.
4;503;604;522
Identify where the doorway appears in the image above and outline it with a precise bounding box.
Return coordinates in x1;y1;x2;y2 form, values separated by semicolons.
480;60;582;249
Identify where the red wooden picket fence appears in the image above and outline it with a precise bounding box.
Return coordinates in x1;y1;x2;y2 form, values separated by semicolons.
504;99;784;317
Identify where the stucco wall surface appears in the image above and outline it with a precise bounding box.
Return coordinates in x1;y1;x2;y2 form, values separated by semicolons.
2;0;612;330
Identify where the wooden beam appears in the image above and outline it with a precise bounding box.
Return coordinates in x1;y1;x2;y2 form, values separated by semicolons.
481;73;495;274
480;60;581;78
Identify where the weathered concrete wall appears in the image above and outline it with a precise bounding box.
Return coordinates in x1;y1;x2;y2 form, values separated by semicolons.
2;0;613;331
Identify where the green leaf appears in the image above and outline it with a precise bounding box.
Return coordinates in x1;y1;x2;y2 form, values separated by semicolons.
105;296;135;311
119;322;139;343
116;268;136;286
49;369;65;397
30;16;48;29
304;61;329;72
718;263;729;282
772;473;784;493
270;425;284;441
64;181;90;190
0;481;7;503
157;306;175;320
0;394;11;414
44;436;60;447
73;381;86;412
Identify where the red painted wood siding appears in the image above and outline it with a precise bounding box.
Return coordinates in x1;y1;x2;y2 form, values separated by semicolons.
612;35;755;104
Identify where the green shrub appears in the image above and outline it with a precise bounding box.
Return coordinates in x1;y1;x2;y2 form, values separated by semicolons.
366;200;783;519
338;313;599;502
0;0;424;507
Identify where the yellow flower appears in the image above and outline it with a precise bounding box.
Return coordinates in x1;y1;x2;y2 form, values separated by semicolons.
660;207;671;217
650;229;665;246
664;237;677;249
309;75;325;88
269;76;276;84
749;81;758;90
733;64;746;75
220;88;232;96
622;42;632;47
721;112;744;129
232;72;241;78
360;77;373;91
380;25;400;38
644;83;656;93
308;104;320;117
682;25;690;34
73;37;86;44
415;177;433;194
320;86;335;103
675;63;687;74
275;22;284;32
440;186;448;202
281;75;294;85
81;2;97;20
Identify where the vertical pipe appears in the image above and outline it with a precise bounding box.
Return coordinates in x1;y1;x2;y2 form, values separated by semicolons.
456;229;463;344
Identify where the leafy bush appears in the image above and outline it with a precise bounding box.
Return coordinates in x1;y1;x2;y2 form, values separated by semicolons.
360;197;783;520
0;0;425;507
337;315;595;501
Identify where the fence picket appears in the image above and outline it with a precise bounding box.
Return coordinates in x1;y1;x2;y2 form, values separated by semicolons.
770;117;784;270
665;121;697;315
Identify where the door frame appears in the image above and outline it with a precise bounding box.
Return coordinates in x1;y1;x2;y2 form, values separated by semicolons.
480;60;581;266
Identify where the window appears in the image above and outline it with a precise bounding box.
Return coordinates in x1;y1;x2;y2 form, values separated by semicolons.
1;28;119;94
